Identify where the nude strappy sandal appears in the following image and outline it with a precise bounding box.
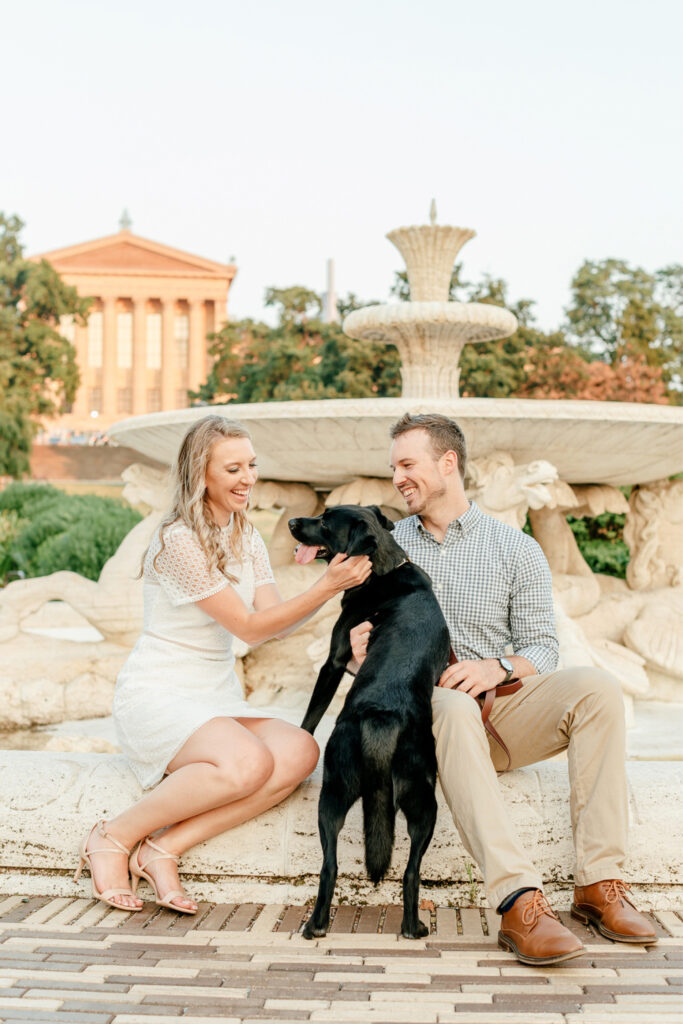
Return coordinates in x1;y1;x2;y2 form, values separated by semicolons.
129;836;197;914
74;820;142;911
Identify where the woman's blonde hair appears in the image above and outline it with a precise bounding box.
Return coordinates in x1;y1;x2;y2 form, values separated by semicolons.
150;414;254;583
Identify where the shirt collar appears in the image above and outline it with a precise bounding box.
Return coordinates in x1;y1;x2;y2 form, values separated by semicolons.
415;501;483;543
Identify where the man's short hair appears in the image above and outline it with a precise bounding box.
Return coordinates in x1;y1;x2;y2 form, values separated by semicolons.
390;412;467;481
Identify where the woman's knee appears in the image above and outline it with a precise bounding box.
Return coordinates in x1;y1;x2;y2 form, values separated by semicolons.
215;740;275;797
274;728;320;788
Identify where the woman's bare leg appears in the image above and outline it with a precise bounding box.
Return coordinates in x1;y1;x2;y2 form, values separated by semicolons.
85;717;318;911
85;717;276;910
135;720;318;910
162;718;319;849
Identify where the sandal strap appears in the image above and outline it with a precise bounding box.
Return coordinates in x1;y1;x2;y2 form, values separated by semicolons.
143;836;179;863
159;888;190;904
95;821;131;857
98;887;139;900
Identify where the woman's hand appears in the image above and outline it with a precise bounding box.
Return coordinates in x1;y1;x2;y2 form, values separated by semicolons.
200;553;371;647
321;553;372;595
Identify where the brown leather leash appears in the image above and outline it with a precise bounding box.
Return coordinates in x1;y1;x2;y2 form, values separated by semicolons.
447;650;522;771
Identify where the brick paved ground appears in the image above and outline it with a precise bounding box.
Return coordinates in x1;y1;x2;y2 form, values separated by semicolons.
0;895;681;1023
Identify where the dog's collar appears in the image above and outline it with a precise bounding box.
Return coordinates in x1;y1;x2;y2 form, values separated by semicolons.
388;556;410;572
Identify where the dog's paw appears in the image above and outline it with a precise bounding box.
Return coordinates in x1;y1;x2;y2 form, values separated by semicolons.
302;923;327;940
401;920;430;939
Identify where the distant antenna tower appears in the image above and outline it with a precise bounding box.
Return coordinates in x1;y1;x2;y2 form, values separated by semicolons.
324;258;338;322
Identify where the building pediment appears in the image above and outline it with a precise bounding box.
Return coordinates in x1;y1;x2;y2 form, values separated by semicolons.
34;230;236;280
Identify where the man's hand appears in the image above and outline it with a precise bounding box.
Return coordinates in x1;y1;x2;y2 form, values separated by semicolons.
437;658;506;698
349;620;373;669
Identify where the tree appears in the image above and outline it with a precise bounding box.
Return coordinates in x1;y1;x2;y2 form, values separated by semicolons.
565;259;683;398
393;265;672;402
391;268;572;399
517;349;669;403
0;214;90;476
192;288;402;405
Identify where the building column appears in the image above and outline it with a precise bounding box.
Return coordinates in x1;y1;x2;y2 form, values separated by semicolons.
132;297;147;415
214;293;227;334
102;296;117;420
72;321;89;418
161;299;176;411
188;300;206;394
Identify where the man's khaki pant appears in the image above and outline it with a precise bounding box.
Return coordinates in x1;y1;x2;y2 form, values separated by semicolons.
431;667;628;910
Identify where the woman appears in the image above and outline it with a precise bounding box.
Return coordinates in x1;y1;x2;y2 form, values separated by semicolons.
75;415;371;912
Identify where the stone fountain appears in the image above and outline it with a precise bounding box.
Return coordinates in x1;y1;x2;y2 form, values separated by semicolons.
1;208;682;905
343;208;517;398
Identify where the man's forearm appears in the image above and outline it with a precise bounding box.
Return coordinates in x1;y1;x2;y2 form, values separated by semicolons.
508;655;539;680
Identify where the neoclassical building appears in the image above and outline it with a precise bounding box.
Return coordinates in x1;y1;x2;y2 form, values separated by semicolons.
35;222;236;434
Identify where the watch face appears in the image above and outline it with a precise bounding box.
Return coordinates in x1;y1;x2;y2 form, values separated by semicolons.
500;657;513;672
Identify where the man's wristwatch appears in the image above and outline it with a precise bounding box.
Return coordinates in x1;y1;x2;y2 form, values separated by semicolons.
497;657;515;683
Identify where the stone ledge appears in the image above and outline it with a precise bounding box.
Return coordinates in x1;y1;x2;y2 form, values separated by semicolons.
0;749;681;908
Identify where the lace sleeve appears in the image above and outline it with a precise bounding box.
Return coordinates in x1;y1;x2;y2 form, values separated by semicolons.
251;528;276;588
149;524;229;607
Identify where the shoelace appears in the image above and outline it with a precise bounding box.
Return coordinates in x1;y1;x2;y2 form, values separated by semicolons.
521;890;559;926
604;880;635;906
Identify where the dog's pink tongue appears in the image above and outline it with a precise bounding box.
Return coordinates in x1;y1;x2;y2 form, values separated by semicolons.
295;544;319;565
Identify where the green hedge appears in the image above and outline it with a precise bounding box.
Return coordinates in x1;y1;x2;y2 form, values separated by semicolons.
0;482;142;583
567;512;629;579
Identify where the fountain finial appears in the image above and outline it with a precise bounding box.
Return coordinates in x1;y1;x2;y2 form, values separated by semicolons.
429;199;437;225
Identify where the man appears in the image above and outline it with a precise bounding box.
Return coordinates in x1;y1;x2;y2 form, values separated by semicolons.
350;412;656;965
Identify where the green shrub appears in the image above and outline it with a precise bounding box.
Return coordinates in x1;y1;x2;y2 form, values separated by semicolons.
523;510;629;579
567;512;629;579
0;483;142;583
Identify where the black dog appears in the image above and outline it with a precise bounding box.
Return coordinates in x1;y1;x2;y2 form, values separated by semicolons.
289;505;450;939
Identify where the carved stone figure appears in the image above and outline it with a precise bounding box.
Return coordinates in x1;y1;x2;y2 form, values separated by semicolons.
0;463;170;646
529;484;628;618
326;478;403;519
624;478;683;591
0;464;171;730
250;480;321;566
465;451;561;529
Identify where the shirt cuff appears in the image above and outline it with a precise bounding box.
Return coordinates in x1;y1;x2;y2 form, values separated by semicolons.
514;645;559;676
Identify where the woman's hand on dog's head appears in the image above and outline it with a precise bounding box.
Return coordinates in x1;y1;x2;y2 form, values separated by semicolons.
322;553;372;594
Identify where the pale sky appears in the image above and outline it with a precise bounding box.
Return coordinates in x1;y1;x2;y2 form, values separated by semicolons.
4;0;682;330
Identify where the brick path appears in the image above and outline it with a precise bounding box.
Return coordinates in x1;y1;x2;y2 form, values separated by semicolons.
0;895;681;1023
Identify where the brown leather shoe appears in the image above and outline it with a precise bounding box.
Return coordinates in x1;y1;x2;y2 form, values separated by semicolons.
498;889;585;965
571;880;658;944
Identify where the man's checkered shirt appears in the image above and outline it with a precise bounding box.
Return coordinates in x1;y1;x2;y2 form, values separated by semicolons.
392;501;559;674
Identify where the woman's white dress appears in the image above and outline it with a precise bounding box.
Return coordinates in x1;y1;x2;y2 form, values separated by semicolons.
113;520;276;789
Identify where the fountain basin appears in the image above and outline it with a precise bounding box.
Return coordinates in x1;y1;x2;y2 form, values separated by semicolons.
343;303;519;399
344;301;518;345
108;397;683;488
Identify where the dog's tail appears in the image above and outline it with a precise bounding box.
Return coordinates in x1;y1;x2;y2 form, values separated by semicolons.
359;713;401;883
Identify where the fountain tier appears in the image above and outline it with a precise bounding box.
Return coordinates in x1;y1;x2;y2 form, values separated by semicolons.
108;397;683;489
343;301;517;399
342;221;518;399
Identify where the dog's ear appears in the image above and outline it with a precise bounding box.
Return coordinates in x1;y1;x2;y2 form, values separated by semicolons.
346;520;378;557
366;505;394;531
